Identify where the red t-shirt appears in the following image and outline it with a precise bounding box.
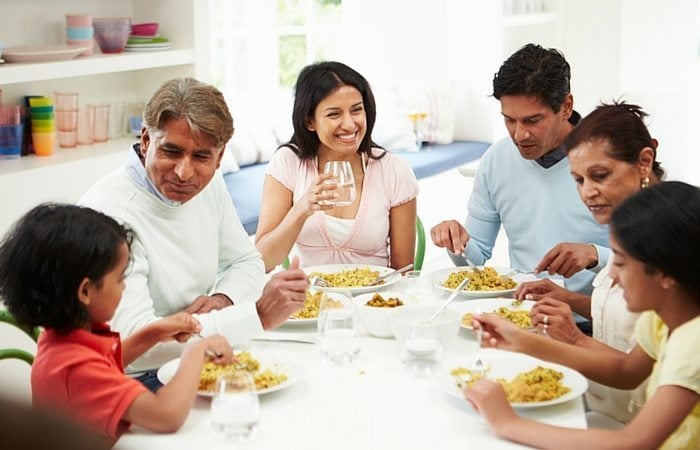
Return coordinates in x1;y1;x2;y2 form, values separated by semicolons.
31;323;147;441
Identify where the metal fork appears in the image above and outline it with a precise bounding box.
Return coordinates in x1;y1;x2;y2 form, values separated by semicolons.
194;333;224;358
462;255;482;274
309;275;329;288
368;263;414;286
472;307;486;380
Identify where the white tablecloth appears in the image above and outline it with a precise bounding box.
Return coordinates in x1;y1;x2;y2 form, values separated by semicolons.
117;323;586;450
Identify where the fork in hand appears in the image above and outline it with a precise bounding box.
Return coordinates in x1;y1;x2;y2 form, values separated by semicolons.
472;307;486;380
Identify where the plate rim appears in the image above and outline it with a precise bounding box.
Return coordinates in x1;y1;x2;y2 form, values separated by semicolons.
157;353;301;396
443;354;588;408
3;45;88;62
303;263;400;293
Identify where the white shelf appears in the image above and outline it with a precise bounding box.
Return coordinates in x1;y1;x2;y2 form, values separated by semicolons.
0;137;135;176
503;12;558;27
0;49;194;85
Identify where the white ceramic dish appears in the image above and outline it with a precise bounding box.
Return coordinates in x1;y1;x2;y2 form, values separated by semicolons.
449;298;535;330
303;264;401;294
3;45;89;63
157;353;300;396
352;291;414;338
429;267;537;299
443;352;588;408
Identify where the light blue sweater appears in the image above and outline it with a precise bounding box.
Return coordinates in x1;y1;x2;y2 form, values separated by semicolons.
455;137;610;295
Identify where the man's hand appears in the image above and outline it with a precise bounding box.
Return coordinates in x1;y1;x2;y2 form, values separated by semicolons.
536;243;598;278
185;293;233;314
430;220;469;254
256;256;308;330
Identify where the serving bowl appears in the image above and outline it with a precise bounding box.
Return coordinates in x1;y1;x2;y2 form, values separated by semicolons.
93;18;131;53
390;304;461;345
352;291;412;338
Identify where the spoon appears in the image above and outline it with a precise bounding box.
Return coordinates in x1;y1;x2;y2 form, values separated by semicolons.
368;263;414;286
427;276;471;323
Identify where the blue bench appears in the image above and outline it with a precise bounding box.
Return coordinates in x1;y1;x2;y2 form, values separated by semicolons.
223;140;490;235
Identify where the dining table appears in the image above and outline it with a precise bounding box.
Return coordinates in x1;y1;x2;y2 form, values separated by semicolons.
116;294;588;450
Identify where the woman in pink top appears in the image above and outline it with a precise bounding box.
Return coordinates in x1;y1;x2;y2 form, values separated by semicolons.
256;61;418;272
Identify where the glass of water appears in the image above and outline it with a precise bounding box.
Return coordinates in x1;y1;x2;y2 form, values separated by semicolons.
402;270;434;303
318;296;361;366
211;371;260;442
400;322;442;376
320;160;356;207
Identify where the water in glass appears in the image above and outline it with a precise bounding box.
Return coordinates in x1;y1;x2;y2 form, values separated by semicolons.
401;322;442;376
211;371;260;441
320;160;356;207
401;270;434;303
318;308;361;366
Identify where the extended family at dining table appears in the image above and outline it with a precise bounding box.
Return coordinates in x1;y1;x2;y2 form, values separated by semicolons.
0;42;697;449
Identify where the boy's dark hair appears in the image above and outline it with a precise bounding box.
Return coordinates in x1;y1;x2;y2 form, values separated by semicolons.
564;101;665;179
0;204;131;334
283;60;384;160
493;43;571;112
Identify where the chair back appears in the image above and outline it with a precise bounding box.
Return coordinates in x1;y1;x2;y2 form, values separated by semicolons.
0;310;40;366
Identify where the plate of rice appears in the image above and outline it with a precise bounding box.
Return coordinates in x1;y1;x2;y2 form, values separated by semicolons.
303;264;401;294
157;351;300;396
443;352;587;408
429;266;536;298
285;291;349;326
451;298;536;331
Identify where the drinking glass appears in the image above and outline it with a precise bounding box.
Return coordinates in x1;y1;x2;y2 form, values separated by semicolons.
210;371;260;442
318;294;361;366
401;270;434;303
320;160;356;207
400;322;442;376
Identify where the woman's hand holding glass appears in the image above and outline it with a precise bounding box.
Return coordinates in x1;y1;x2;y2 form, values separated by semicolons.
320;161;356;207
295;173;339;217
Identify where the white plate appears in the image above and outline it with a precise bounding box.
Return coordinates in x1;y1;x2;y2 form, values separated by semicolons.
429;267;536;299
125;42;172;48
157;353;301;396
303;264;401;294
3;45;89;63
450;298;535;330
123;45;173;52
443;352;587;408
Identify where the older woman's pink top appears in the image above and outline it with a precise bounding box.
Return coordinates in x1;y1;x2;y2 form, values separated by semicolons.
266;146;418;267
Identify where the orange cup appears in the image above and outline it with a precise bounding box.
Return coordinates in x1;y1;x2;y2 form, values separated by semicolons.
32;132;55;156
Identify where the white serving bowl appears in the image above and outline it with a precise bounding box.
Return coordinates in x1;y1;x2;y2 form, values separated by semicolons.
352;291;412;338
389;304;461;345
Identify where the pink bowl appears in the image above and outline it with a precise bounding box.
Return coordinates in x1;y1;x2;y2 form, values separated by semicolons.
93;18;131;54
131;22;158;36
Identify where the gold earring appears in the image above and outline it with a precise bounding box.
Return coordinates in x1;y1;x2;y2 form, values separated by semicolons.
641;177;650;189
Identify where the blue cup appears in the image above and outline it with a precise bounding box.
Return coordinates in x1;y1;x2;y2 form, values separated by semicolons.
66;26;94;40
0;124;24;159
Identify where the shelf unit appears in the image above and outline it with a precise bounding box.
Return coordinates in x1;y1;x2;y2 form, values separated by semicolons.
0;0;207;237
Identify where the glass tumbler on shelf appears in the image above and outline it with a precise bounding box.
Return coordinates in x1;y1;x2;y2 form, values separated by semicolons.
317;293;361;366
319;160;356;207
92;104;110;143
211;371;260;442
77;105;94;145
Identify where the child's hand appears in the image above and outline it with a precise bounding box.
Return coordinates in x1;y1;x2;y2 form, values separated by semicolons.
187;334;234;365
154;312;202;343
463;380;517;432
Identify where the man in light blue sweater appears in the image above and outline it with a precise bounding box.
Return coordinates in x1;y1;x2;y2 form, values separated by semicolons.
431;43;609;295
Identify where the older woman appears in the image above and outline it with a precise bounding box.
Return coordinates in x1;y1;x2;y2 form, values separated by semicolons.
256;61;418;272
513;102;664;423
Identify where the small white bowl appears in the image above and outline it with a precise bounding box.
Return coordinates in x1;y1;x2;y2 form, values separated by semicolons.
352;291;411;338
389;304;461;345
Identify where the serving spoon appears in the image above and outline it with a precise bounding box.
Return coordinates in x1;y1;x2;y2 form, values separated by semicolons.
427;276;471;323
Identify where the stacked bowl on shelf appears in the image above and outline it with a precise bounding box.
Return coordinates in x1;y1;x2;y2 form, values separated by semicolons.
125;22;172;52
28;97;55;156
65;14;94;56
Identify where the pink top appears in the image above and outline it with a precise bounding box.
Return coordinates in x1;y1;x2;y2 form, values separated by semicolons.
266;146;418;267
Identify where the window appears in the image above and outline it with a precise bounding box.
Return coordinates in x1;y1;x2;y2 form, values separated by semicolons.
210;0;343;97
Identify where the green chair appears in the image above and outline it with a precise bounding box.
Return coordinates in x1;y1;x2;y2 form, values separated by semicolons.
0;310;41;366
282;215;427;271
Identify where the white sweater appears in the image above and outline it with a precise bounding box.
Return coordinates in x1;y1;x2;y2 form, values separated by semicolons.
81;167;265;371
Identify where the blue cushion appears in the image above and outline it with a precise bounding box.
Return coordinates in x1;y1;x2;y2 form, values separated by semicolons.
224;140;490;235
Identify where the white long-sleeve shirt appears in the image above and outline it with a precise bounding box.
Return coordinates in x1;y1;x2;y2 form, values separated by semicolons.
80;163;265;372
